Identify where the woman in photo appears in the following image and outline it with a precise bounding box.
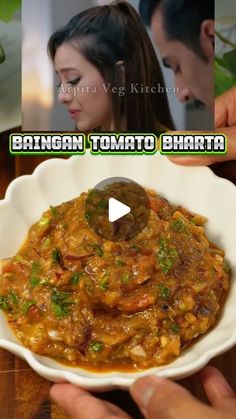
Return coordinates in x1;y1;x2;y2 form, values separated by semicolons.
48;0;174;132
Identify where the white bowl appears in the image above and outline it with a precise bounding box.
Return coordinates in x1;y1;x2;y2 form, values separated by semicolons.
0;153;236;390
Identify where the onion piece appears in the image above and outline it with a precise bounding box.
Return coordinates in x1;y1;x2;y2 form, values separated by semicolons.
130;345;147;358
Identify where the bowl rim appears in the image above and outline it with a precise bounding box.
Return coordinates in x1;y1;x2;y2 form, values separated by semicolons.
1;154;236;389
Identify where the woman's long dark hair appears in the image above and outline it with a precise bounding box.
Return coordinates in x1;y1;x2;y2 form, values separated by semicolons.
48;0;175;132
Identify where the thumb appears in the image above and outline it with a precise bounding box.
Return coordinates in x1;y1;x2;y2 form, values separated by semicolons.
130;375;215;419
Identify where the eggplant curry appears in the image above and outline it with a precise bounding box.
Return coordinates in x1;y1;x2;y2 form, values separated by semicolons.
0;185;230;371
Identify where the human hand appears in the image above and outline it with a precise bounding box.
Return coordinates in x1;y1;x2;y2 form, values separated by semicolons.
50;366;236;419
215;86;236;128
167;87;236;166
131;366;236;419
167;131;235;166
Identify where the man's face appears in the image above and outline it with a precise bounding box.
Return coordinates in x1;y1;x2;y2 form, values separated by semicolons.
151;8;214;111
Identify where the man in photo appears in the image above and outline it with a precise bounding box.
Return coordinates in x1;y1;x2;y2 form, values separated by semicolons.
139;0;235;164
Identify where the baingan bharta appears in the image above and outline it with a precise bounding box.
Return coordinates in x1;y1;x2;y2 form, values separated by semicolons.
0;183;230;371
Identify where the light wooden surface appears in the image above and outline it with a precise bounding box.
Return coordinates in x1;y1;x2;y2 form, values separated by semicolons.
1;129;236;419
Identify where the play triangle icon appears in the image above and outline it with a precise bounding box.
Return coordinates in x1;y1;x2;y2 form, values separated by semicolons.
108;197;131;223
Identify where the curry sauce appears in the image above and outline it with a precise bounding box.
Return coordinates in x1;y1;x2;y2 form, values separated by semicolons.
0;186;230;371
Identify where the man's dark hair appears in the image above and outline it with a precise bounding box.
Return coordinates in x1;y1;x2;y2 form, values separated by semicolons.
139;0;214;59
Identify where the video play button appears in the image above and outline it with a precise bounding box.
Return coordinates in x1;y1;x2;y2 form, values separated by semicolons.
85;177;150;241
108;198;131;222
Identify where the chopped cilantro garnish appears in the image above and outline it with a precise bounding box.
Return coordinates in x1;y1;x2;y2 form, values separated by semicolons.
157;239;178;274
50;205;57;216
8;291;18;305
171;323;180;333
0;292;19;311
122;273;131;284
30;277;40;287
52;248;61;264
99;273;109;291
171;218;186;232
70;272;84;286
159;285;170;299
51;303;68;319
98;200;107;211
90;341;104;352
90;244;104;257
51;289;73;318
0;296;9;311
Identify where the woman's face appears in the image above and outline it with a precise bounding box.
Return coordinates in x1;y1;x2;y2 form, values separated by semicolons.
54;43;113;131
